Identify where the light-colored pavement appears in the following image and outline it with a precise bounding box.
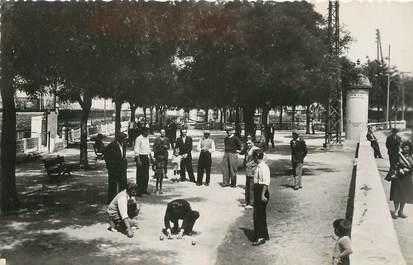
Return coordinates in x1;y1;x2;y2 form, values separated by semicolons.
376;130;413;265
0;130;355;265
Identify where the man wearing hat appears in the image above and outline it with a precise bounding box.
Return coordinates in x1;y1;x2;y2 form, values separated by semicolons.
223;127;242;187
386;128;402;170
290;130;307;190
196;130;216;186
176;128;196;182
134;124;153;196
104;132;128;202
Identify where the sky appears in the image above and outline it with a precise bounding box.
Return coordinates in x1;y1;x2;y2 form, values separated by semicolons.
313;1;413;75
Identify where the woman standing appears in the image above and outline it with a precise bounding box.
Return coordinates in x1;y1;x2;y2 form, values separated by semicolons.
390;141;413;219
252;149;270;246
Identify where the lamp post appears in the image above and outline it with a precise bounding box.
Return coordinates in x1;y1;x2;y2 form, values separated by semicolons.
385;45;391;129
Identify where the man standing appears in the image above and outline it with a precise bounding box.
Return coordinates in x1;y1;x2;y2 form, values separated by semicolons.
167;119;178;148
290;130;307;190
223;127;242;187
104;132;128;203
197;130;216;186
134;125;152;196
153;129;171;178
163;199;200;239
176;128;196;182
265;124;275;149
255;128;266;151
366;126;383;158
386;128;402;169
243;139;260;208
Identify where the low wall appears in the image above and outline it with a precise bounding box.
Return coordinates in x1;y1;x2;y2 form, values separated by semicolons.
350;139;406;265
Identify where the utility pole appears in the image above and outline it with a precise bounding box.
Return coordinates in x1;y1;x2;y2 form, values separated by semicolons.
386;45;391;128
325;0;343;147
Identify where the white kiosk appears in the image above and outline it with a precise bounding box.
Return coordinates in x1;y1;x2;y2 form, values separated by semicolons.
345;74;372;142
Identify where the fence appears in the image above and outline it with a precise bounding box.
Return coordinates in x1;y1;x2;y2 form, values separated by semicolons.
367;120;406;131
65;121;128;145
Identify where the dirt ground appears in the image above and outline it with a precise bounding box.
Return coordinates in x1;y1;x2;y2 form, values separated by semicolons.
0;130;355;265
376;130;413;265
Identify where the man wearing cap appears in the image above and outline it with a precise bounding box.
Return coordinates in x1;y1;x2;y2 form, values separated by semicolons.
223;127;242;187
290;130;307;190
104;132;128;202
135;125;153;196
386;128;402;170
196;130;216;186
176;128;196;182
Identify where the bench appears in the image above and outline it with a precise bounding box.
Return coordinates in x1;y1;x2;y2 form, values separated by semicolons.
44;155;71;182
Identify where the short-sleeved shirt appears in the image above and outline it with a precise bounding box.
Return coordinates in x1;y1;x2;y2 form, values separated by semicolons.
107;190;131;220
254;161;271;186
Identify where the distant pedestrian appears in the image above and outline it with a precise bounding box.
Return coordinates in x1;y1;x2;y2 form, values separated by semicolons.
163;199;200;239
153;129;171;179
242;139;259;208
265;123;275;149
176;128;196;182
134;125;153;196
252;149;270;246
167;119;178;148
386;128;402;170
366;126;383;158
311;119;315;135
107;183;140;238
104;132;128;203
255;126;266;150
332;219;352;265
197;130;215;186
290;130;307;190
222;127;242;187
390;141;413;219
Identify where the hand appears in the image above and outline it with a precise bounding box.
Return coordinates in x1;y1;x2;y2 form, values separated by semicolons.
136;158;142;166
261;196;268;203
126;228;134;238
167;228;172;239
177;230;184;239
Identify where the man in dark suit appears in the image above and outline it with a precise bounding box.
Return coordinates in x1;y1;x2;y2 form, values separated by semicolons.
366;126;383;158
176;128;196;182
104;132;128;203
386;128;402;169
290;130;307;190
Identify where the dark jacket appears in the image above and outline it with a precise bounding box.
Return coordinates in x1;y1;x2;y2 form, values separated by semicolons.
104;140;127;172
153;136;170;158
386;134;401;155
290;137;307;163
224;135;242;153
176;136;193;156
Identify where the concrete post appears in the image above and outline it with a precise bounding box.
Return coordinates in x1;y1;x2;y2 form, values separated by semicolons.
345;74;372;142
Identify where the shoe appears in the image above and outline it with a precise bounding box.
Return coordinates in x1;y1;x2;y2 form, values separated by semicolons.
252;238;266;246
398;212;408;218
294;185;299;190
159;191;164;195
245;205;253;209
196;183;202;186
391;211;398;219
108;227;118;232
298;185;303;189
204;183;209;186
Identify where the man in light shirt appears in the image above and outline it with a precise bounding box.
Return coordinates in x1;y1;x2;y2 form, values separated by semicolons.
134;125;153;196
107;183;140;238
196;130;215;186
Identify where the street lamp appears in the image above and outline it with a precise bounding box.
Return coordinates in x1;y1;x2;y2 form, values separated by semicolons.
386;70;398;128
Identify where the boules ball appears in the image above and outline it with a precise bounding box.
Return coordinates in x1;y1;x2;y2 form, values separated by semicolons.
191;240;196;246
159;235;164;241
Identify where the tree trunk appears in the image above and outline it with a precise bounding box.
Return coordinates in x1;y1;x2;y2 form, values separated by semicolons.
204;108;209;122
79;96;92;169
261;106;269;127
306;104;311;134
1;70;19;214
115;100;122;136
279;106;283;125
150;106;154;125
143;107;147;123
243;105;255;140
219;108;224;130
291;105;296;129
155;106;160;126
129;103;137;122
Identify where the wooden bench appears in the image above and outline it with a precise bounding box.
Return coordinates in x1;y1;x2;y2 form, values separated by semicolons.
44;155;71;182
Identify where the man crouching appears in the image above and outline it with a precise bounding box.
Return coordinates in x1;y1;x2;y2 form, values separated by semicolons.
164;199;200;239
107;183;140;238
